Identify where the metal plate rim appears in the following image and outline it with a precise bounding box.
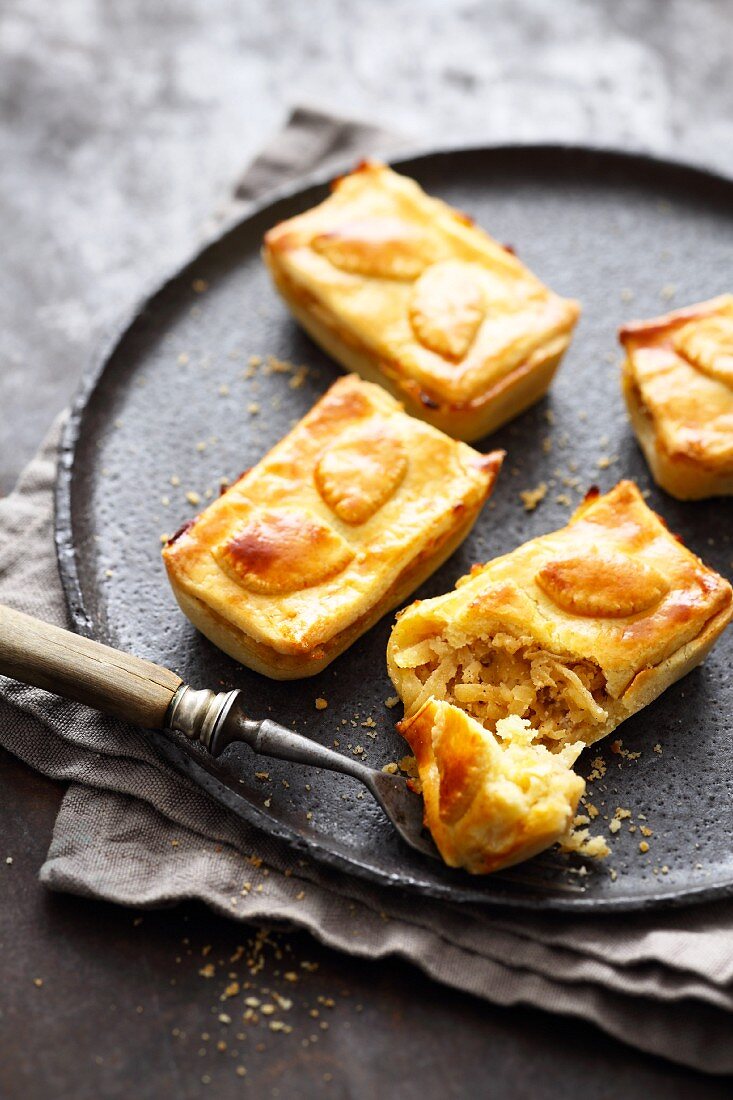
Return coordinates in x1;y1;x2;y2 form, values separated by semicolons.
55;142;733;914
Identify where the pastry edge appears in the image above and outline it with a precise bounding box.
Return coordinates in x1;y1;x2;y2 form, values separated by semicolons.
622;366;733;500
166;498;490;679
620;595;732;713
264;250;573;442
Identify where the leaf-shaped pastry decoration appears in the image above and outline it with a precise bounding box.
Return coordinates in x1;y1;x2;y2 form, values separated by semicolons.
311;217;438;280
315;420;408;525
409;261;485;360
213;509;354;595
535;551;670;618
674;315;733;387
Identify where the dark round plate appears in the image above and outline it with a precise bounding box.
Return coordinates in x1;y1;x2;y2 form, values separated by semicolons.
56;145;733;912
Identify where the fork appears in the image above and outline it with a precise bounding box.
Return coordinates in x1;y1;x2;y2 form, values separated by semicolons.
0;604;436;859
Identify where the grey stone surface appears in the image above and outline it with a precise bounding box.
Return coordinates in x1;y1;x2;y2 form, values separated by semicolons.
1;0;732;491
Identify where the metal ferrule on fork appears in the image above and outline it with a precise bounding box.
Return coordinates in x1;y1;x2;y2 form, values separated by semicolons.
166;684;241;754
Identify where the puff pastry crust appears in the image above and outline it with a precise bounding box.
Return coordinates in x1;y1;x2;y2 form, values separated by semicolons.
620;295;733;499
263;161;580;441
163;376;503;679
399;703;585;874
388;481;732;873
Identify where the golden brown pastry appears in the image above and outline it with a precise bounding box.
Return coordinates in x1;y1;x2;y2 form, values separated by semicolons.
620;295;733;499
263;161;580;442
388;481;732;873
399;702;586;874
163;376;503;679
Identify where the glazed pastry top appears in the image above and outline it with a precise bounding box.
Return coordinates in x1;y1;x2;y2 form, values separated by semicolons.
265;161;580;407
163;375;502;657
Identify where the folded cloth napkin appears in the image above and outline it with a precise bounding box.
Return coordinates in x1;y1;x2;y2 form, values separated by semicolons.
1;107;732;1075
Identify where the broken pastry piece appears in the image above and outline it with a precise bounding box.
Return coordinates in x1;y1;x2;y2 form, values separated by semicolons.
263;161;580;442
399;701;585;873
388;481;732;873
620;295;733;499
163;376;503;679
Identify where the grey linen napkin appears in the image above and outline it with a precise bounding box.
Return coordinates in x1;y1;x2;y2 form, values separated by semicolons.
1;108;732;1075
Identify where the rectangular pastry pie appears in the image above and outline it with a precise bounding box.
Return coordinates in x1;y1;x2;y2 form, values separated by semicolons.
388;481;732;873
620;294;733;499
163;376;503;679
263;161;580;442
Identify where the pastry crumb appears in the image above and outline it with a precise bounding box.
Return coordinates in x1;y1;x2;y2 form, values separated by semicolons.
398;755;418;778
610;739;642;761
588;757;607;781
265;354;294;375
520;482;547;511
314;697;328;710
560;825;610;860
288;366;309;389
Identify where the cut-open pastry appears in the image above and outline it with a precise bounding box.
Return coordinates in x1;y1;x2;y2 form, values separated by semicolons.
399;701;585;873
263;161;580;442
620;294;733;499
163;375;503;679
388;481;732;872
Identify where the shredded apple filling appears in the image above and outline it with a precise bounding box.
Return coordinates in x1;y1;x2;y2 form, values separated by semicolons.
395;630;610;747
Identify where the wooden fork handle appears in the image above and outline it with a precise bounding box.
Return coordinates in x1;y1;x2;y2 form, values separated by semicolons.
0;603;182;728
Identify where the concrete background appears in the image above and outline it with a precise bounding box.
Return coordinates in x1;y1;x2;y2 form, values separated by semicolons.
2;0;732;489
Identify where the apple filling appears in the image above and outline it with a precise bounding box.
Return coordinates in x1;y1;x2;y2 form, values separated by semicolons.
393;629;611;749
